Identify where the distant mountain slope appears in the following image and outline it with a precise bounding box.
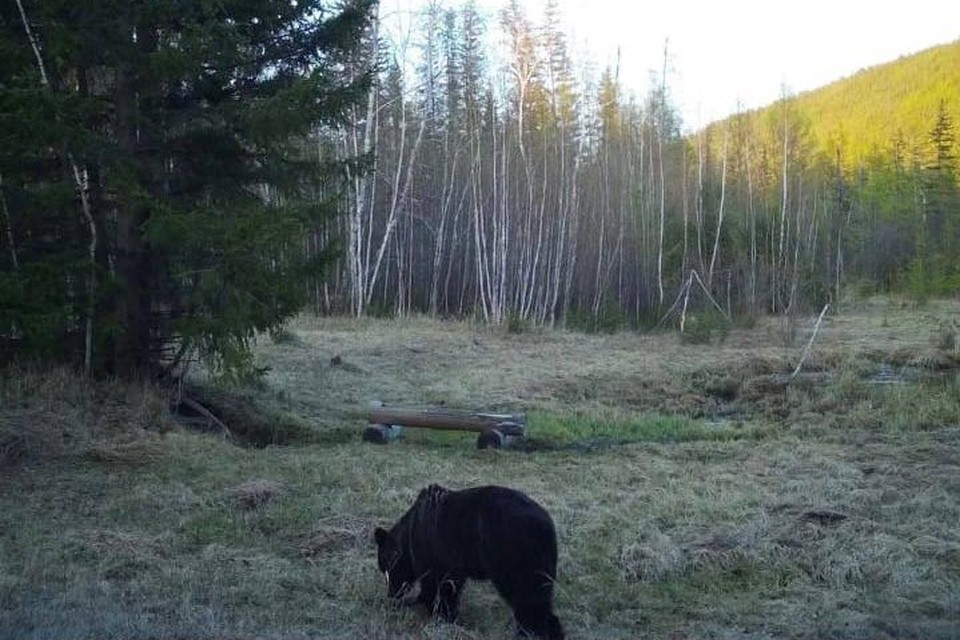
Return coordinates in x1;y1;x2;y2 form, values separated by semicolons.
722;40;960;165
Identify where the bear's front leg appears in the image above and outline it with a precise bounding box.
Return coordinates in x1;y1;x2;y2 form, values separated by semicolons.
416;572;438;610
436;575;465;622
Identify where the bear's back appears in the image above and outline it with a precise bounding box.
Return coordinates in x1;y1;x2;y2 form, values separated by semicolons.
431;486;557;583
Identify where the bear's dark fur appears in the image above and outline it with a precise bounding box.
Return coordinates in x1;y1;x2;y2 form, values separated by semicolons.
374;484;564;640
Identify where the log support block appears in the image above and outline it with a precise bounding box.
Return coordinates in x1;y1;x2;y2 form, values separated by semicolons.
362;423;404;444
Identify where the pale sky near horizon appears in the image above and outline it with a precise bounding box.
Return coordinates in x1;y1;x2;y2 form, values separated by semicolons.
383;0;960;130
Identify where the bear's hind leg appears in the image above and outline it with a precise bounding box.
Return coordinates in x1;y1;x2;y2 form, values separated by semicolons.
514;604;564;640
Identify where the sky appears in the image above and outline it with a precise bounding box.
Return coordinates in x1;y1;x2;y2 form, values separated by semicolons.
383;0;960;130
559;0;960;129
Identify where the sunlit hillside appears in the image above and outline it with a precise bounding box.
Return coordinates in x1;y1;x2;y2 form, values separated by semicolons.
716;39;960;167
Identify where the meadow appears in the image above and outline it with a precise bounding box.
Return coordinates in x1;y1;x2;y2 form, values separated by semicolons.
1;297;958;639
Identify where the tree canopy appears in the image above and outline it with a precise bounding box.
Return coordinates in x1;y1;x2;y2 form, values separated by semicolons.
0;0;375;377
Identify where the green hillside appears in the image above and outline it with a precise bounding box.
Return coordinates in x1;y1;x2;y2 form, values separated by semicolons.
726;40;960;166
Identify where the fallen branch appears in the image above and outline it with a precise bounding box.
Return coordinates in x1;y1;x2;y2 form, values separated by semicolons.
689;270;730;319
791;304;830;379
657;269;730;332
656;271;694;329
176;395;234;439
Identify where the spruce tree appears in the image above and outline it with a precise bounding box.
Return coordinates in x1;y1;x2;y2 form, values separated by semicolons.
0;0;375;377
918;100;958;293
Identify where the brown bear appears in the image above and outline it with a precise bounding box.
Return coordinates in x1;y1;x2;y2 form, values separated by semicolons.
374;484;564;639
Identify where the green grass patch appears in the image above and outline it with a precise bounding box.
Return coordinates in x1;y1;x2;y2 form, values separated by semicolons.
380;409;774;451
527;409;771;447
872;374;960;431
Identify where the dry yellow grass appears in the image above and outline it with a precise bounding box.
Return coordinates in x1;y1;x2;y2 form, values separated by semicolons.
245;296;958;434
1;297;958;639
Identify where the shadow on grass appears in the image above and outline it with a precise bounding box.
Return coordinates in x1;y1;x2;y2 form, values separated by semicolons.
180;383;356;448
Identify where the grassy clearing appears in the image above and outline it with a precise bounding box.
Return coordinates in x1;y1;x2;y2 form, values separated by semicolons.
2;296;959;639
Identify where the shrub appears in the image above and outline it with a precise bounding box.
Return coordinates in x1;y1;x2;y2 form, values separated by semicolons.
680;311;731;345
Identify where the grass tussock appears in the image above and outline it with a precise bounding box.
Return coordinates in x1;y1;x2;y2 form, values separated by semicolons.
296;514;375;559
224;478;286;510
0;365;171;468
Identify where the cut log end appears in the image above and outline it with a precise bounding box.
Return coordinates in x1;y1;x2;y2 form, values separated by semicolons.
362;424;404;444
476;429;523;450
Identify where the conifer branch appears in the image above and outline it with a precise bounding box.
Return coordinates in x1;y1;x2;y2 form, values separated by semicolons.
16;0;97;376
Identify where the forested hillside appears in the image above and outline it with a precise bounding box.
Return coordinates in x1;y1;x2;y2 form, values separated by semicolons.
769;40;960;167
700;39;960;303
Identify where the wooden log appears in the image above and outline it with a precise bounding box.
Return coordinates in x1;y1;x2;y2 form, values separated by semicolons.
367;406;525;436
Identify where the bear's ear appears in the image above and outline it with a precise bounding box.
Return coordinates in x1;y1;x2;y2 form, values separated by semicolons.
374;527;391;549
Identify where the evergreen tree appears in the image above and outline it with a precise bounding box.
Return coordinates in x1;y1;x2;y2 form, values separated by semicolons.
921;100;959;292
0;0;374;377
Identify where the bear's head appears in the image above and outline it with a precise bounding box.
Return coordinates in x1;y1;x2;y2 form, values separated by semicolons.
374;526;415;599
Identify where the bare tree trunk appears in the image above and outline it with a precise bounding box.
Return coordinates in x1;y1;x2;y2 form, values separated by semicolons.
787;175;803;311
707;125;728;287
367;115;426;310
520;132;548;320
561;176;580;326
592;206;606;318
472;125;491;322
696;129;706;275
496;119;509;323
834;154;853;308
0;173;18;270
429;136;462;315
17;0;97;376
680;144;688;278
554;135;582;326
345;7;380;316
776;96;790;313
655;40;669;307
747;138;757;311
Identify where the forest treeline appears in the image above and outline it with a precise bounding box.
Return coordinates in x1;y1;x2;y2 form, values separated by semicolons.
319;3;958;326
317;2;960;324
1;0;957;378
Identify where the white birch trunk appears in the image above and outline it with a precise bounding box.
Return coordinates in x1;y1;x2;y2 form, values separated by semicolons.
17;0;97;376
707;125;728;287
